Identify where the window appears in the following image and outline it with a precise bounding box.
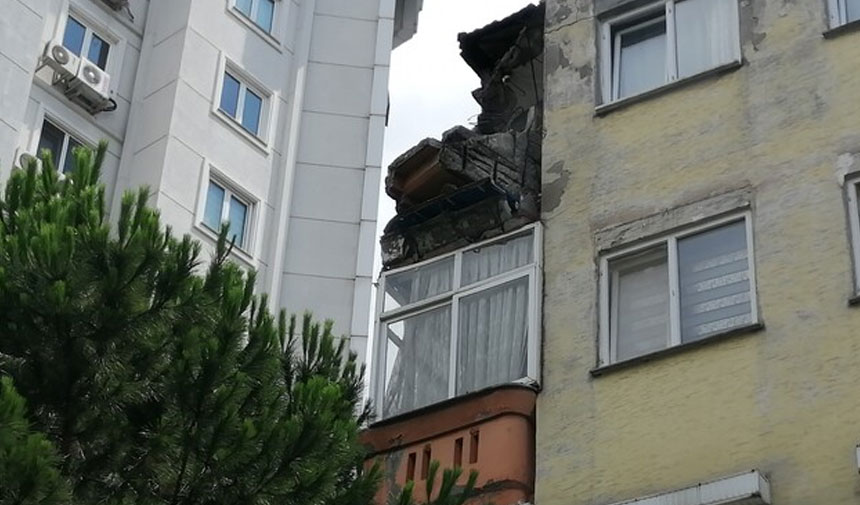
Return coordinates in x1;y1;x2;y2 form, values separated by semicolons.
375;226;541;419
219;71;265;137
37;119;85;173
829;0;860;27
62;15;110;70
600;0;740;103
599;214;758;365
202;179;252;249
233;0;276;33
847;179;860;295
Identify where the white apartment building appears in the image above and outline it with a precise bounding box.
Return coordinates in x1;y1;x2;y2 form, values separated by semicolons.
0;0;423;363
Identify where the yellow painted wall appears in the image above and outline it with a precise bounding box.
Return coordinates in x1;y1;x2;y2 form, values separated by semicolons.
538;0;860;503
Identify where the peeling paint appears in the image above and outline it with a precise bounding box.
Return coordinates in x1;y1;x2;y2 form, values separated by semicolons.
542;160;570;213
545;43;572;74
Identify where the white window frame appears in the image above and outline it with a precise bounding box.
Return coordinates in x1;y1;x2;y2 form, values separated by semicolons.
228;0;281;39
599;0;742;105
828;0;859;27
212;55;275;151
195;166;258;256
372;223;543;420
65;14;111;68
847;178;860;295
598;212;759;366
33;114;93;174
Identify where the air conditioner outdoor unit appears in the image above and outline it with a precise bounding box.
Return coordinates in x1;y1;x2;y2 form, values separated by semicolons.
14;148;41;170
42;40;80;80
74;60;111;108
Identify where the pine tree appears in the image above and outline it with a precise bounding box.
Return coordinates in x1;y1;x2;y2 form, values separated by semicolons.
0;143;379;505
0;377;68;505
393;461;479;505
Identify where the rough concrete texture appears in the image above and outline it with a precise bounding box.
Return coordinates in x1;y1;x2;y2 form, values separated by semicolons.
539;0;860;503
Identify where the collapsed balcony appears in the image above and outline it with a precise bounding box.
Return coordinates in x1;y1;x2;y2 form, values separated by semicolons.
365;4;545;505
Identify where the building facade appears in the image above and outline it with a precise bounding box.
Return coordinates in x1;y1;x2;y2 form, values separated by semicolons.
0;0;423;361
539;0;860;503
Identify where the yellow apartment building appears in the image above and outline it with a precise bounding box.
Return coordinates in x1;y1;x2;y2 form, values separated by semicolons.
538;0;860;503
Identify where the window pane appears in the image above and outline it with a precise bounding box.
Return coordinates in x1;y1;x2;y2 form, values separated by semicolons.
37;120;65;169
203;181;225;231
63;137;84;174
384;257;454;311
87;33;110;70
462;232;534;285
384;305;452;417
219;73;241;118
457;276;529;395
617;18;666;99
228;196;248;247
848;0;860;22
235;0;253;16
255;0;275;32
676;0;737;79
242;90;263;135
678;220;752;342
611;247;670;361
63;16;86;56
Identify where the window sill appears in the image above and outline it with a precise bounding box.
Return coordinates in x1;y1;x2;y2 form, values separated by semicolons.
226;7;283;52
194;222;256;268
595;60;744;117
212;109;270;155
589;321;765;377
823;19;860;39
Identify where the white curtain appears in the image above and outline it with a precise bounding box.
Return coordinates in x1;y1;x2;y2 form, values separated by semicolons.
618;22;667;99
676;0;738;79
613;252;670;361
384;305;451;417
848;0;860;22
457;276;530;395
462;233;533;286
678;221;751;342
384;258;453;311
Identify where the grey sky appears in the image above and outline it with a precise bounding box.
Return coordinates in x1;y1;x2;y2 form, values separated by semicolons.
375;0;537;255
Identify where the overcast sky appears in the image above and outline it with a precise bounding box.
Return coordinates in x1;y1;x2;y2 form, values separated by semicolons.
374;0;537;270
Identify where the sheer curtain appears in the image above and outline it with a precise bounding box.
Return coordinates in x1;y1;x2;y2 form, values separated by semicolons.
384;258;453;311
456;277;530;395
676;0;738;79
618;20;667;99
384;305;451;417
462;233;533;285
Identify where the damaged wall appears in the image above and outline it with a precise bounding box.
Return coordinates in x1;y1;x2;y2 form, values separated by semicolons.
539;0;860;504
381;3;545;269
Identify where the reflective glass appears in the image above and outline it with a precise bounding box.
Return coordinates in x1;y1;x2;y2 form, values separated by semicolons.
228;196;248;246
384;257;454;311
37;120;65;169
848;0;860;22
256;0;275;32
384;305;452;418
87;33;110;70
235;0;253;16
617;18;666;99
63;16;86;56
611;247;670;361
63;137;84;174
676;0;737;79
242;90;263;135
204;182;225;231
219;73;241;118
678;220;751;342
